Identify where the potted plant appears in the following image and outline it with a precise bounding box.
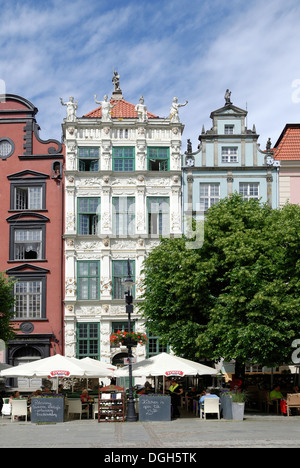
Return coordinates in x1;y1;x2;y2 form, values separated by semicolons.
231;391;247;420
110;330;148;347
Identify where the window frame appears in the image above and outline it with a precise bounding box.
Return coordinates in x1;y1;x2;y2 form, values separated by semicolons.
77;322;100;359
112;146;135;171
13;275;47;320
112;260;135;299
77;260;100;301
147;197;170;236
112;197;135;236
0;137;15;160
10;180;46;211
239;182;260;201
221;146;238;163
147;332;169;358
77;147;100;172
224;125;234;135
77;197;100;236
147;147;169;171
199;183;220;212
9;223;46;261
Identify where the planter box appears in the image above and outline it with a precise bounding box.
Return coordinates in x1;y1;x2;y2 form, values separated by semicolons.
221;395;233;419
232;402;245;421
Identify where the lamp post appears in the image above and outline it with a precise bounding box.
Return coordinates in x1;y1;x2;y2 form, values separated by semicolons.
122;259;137;422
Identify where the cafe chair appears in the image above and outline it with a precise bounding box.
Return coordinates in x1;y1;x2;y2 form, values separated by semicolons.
92;398;98;419
68;399;89;420
1;398;11;418
11;400;28;422
286;393;300;416
200;398;220;420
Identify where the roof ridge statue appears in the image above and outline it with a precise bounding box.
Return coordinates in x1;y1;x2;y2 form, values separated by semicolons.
169;96;188;123
94;94;117;122
135;95;148;122
60;96;78;121
224;89;232;105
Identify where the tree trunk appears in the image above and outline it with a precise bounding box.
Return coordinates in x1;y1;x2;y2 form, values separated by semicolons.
234;359;246;387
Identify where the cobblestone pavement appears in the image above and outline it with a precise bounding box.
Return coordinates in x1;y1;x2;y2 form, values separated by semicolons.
1;413;300;449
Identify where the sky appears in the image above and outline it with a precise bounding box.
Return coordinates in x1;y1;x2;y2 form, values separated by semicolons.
1;0;300;151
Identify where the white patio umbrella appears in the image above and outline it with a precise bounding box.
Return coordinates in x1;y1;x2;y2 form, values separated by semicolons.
115;352;218;378
0;354;87;379
69;357;116;378
80;357;117;372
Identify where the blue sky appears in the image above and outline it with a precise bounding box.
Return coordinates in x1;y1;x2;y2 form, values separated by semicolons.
1;0;300;151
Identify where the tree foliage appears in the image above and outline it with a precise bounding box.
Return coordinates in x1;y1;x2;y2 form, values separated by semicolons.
0;272;16;342
139;194;300;367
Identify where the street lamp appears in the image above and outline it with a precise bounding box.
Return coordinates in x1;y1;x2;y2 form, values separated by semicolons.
122;259;137;422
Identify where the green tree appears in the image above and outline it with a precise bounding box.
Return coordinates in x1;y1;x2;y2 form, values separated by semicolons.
0;272;16;342
139;194;300;374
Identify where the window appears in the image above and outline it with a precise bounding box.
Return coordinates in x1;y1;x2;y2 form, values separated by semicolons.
10;224;45;261
147;147;169;171
221;147;238;163
147;197;169;235
112;197;135;236
0;137;14;159
239;182;259;201
224;125;234;135
147;333;168;358
77;323;100;359
78;198;100;235
14;279;43;319
77;261;100;300
119;129;129;139
113;147;134;171
200;183;220;212
13;228;43;260
112;260;135;299
15;186;43;210
78;147;99;171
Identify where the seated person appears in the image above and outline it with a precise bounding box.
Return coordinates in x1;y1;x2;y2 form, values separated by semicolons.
269;385;283;412
270;385;283;401
199;389;220;412
144;381;154;393
9;391;21;404
81;389;92;416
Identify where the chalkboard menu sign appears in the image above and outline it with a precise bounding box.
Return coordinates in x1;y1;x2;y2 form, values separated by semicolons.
139;395;171;421
31;397;64;423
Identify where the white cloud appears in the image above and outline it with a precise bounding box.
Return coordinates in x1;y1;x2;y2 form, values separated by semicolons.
0;0;300;148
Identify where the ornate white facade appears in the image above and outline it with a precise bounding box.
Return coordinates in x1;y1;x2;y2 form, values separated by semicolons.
61;77;184;365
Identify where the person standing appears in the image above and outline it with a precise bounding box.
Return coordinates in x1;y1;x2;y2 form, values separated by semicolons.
169;379;183;419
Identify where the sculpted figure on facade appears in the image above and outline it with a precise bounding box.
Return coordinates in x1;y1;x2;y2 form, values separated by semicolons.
94;94;117;121
169;97;188;123
135;95;148;122
60;96;78;121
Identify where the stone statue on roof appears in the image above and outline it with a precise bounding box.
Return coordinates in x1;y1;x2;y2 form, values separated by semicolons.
224;89;232;105
60;96;78;121
169;97;188;123
112;70;121;93
135;95;148;122
94;94;117;121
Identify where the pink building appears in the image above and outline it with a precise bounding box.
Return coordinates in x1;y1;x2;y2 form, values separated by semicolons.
274;124;300;206
0;95;65;381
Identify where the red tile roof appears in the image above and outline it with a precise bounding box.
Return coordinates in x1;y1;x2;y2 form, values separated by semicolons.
83;99;158;119
274;124;300;160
